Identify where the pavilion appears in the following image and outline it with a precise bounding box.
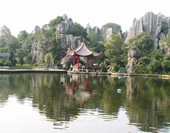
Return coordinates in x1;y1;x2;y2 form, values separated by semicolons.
64;39;102;70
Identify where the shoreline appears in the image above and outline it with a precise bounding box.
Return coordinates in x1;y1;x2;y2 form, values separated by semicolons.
0;68;170;79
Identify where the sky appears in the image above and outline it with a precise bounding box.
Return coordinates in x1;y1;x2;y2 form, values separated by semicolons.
0;0;170;37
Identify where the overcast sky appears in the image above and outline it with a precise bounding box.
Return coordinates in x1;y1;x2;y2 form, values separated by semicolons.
0;0;170;37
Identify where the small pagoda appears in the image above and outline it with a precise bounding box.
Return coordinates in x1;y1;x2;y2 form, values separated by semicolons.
64;39;102;70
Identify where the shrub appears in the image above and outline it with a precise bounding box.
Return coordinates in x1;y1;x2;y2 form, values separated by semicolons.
0;62;3;66
33;63;38;67
3;60;12;67
102;65;108;72
149;59;162;73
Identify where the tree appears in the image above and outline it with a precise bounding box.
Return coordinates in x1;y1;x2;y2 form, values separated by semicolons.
0;37;7;47
6;36;20;51
165;33;170;46
44;53;53;65
16;49;28;66
104;34;127;71
48;16;64;32
22;33;36;51
73;22;87;39
0;25;12;40
17;30;28;43
149;59;162;73
9;51;17;66
161;55;170;73
127;32;154;58
139;56;150;66
88;30;103;42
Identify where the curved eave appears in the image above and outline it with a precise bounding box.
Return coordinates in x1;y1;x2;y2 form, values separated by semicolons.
63;50;75;56
93;52;103;57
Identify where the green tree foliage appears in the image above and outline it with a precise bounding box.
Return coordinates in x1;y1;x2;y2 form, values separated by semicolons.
104;34;127;71
165;33;170;46
6;36;20;51
0;37;7;47
9;51;17;66
16;49;29;65
139;56;150;66
161;55;170;73
22;33;36;51
151;50;164;61
40;28;61;64
48;16;64;33
17;30;28;44
48;16;64;32
127;32;154;58
44;53;53;64
3;60;12;67
88;30;105;64
0;48;9;53
88;30;103;42
73;22;87;39
0;25;12;40
149;59;162;73
25;53;33;64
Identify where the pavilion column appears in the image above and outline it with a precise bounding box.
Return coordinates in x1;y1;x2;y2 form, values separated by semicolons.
87;57;89;69
73;56;75;66
91;57;93;68
72;80;74;89
76;77;79;90
77;56;79;69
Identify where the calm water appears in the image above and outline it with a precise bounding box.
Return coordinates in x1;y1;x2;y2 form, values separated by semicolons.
0;73;170;133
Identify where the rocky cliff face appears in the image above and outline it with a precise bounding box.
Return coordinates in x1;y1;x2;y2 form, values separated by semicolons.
126;48;138;73
125;12;170;49
31;41;42;64
56;14;81;50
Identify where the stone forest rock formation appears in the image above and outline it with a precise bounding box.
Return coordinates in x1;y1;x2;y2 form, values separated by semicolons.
56;14;81;50
126;48;138;73
125;12;170;49
86;23;92;34
86;23;127;41
31;41;42;64
34;25;40;32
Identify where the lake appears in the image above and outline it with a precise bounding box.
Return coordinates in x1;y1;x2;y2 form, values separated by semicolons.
0;73;170;133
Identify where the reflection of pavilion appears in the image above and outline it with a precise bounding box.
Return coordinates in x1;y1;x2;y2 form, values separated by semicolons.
63;75;100;107
64;39;102;70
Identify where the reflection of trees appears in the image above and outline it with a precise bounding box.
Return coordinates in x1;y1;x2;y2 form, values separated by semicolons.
1;73;170;132
0;74;32;104
30;74;80;122
125;77;170;132
100;76;127;115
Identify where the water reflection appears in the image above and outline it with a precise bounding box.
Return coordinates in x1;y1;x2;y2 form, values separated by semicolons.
0;73;170;132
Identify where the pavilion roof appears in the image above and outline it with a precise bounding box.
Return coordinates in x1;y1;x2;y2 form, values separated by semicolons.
64;40;102;57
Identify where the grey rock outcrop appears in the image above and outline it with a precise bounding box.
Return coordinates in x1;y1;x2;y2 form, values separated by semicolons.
56;18;74;34
100;25;105;36
63;14;68;20
126;48;138;73
31;41;42;64
57;34;81;49
125;12;170;49
56;14;81;50
106;26;123;40
86;23;91;34
34;26;40;32
94;26;100;34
